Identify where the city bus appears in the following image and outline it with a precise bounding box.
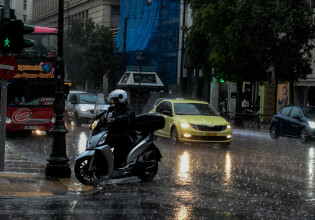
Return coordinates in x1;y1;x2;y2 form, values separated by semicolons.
0;26;58;135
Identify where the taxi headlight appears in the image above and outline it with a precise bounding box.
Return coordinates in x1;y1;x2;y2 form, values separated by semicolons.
80;107;88;112
180;122;190;129
308;121;315;129
227;124;231;129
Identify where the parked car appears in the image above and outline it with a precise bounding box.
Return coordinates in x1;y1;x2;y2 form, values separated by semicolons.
269;105;315;143
65;92;97;126
149;99;232;146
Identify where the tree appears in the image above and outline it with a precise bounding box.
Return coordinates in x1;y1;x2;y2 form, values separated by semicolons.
185;0;315;108
82;25;119;93
65;19;95;87
65;19;118;92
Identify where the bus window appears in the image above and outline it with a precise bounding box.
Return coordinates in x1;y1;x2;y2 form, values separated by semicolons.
16;34;58;59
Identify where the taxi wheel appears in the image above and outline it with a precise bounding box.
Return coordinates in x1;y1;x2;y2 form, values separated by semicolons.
299;128;309;144
171;127;180;145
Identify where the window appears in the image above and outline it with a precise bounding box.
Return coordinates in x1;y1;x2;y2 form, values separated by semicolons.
69;94;77;103
156;102;166;113
111;5;120;28
78;94;96;104
280;107;292;117
24;0;27;10
164;102;172;113
290;107;301;118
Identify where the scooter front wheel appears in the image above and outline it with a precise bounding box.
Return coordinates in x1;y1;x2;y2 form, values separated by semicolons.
74;157;106;186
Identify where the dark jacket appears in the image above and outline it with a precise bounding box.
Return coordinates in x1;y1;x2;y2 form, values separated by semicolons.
108;103;136;135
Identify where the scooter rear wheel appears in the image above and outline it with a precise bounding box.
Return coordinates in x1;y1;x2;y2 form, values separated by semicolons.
75;157;106;185
137;150;159;182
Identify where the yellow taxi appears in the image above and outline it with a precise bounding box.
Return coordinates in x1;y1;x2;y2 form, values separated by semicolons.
149;99;232;146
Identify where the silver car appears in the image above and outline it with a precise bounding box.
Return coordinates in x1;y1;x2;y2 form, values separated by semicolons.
65;93;97;126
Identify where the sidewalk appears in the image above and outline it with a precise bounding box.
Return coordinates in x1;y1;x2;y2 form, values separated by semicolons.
0;146;100;198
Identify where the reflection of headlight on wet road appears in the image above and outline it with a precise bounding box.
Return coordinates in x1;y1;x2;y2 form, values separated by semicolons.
178;151;190;182
32;130;46;135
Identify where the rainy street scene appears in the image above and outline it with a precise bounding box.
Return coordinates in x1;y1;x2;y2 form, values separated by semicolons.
1;124;315;219
1;0;315;219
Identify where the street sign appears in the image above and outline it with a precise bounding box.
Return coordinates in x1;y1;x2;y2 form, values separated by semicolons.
0;55;18;79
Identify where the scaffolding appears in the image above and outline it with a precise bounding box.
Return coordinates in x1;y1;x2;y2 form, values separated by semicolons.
115;0;180;88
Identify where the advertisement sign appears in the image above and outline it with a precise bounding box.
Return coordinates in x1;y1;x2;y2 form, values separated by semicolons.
276;82;289;112
13;61;56;79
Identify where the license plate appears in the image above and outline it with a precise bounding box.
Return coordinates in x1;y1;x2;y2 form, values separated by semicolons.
24;126;38;130
206;133;217;136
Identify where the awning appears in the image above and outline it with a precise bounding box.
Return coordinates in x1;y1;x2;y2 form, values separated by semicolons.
118;66;164;88
294;79;315;86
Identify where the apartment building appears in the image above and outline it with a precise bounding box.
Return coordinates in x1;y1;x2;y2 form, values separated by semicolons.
27;0;120;30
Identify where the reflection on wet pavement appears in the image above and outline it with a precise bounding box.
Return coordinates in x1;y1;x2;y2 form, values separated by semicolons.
178;151;190;183
224;151;232;186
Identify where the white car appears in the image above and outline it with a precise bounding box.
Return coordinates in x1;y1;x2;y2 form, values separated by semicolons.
65;92;110;126
65;92;97;126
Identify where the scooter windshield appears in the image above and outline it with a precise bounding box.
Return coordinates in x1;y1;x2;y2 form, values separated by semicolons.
94;93;111;117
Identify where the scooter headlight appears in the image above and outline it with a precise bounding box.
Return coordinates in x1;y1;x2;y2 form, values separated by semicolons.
91;119;99;130
98;133;107;146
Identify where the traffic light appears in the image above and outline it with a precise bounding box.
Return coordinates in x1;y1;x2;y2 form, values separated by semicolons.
0;19;22;53
0;19;35;54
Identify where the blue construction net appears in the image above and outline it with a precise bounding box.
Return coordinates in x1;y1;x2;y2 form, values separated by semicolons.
115;0;180;87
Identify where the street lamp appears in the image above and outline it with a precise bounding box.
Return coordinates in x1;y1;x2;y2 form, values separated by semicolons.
136;50;146;114
45;0;71;179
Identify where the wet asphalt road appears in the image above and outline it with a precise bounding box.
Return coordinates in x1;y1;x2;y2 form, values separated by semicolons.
2;123;315;219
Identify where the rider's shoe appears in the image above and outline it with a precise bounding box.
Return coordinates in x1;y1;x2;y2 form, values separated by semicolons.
117;162;128;170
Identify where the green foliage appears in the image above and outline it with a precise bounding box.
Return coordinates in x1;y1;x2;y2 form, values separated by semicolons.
65;19;118;89
185;0;315;83
82;25;119;82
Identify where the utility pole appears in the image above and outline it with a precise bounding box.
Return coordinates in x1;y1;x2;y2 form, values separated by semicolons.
0;0;11;170
45;0;71;179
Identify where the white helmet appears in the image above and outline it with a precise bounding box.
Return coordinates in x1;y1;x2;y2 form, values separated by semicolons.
108;89;128;103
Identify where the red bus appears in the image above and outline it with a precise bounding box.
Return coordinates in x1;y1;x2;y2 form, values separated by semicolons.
1;26;58;135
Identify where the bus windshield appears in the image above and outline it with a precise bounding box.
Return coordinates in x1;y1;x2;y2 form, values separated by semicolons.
7;79;56;106
15;33;58;59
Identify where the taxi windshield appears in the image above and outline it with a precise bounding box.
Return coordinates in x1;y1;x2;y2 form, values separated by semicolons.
174;103;218;116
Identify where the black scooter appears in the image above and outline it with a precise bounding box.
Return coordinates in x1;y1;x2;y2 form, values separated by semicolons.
74;108;165;186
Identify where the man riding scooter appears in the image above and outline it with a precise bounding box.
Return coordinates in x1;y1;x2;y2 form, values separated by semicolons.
105;89;136;169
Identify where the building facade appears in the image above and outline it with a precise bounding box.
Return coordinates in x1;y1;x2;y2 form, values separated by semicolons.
27;0;120;30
